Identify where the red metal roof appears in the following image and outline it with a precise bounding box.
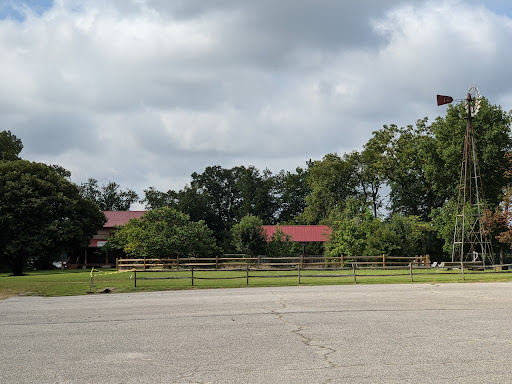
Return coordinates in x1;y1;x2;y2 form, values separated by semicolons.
103;211;146;228
261;225;331;242
89;211;147;247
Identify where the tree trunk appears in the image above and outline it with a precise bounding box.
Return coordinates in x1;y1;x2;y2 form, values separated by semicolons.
10;254;25;276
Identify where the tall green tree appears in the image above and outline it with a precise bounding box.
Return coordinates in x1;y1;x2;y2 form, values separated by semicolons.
185;166;239;248
0;130;23;161
79;178;139;211
301;153;359;224
105;207;220;259
0;161;105;275
141;187;179;209
274;167;310;223
349;148;386;219
234;166;278;224
372;120;444;221
431;97;512;207
182;165;281;250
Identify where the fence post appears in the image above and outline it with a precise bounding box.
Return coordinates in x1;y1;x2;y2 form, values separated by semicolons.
298;264;301;285
461;261;465;281
143;257;146;271
134;270;137;287
340;254;344;268
353;263;357;285
382;254;386;268
89;268;95;293
116;258;119;271
216;255;219;270
426;254;431;266
246;264;249;286
409;262;413;282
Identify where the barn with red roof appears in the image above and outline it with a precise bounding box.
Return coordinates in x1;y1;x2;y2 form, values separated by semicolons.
69;211;147;268
69;212;332;268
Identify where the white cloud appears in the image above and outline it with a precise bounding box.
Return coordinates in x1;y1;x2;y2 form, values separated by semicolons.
1;0;511;200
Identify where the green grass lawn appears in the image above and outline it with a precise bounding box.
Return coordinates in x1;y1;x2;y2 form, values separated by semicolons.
2;267;512;299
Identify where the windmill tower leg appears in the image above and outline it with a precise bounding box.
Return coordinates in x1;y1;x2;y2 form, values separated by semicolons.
451;88;494;265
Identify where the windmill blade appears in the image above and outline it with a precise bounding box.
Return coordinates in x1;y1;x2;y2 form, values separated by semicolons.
466;85;481;117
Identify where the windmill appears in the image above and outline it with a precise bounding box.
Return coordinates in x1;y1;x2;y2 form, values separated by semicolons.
437;85;494;265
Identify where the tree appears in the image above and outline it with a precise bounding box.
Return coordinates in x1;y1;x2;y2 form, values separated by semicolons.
384;214;426;257
183;165;281;250
325;199;426;259
431;97;512;208
0;161;106;275
233;166;278;224
230;214;267;256
301;153;359;224
0;130;23;161
349;149;385;218
266;225;299;258
78;178;139;211
325;201;382;257
371;121;445;221
142;165;310;251
141;187;179;209
188;166;240;242
430;199;460;259
274;167;310;223
479;185;512;264
105;207;220;259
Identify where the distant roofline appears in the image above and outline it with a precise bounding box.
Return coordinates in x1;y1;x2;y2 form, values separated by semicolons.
261;225;331;243
102;211;147;228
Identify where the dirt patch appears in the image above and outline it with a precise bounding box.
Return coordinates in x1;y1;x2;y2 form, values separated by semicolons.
0;293;17;300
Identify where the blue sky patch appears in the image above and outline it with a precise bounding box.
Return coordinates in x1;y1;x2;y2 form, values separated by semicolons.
0;0;54;21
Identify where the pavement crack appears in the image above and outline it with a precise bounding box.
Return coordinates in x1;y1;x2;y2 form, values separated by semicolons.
291;326;337;369
269;291;338;379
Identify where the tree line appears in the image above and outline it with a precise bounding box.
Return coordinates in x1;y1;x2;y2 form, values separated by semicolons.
2;97;512;274
98;97;512;260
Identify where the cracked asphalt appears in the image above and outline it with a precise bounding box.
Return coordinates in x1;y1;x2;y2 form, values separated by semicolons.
2;283;512;383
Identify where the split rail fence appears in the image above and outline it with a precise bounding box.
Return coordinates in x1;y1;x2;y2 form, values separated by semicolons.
116;254;430;271
116;255;441;287
125;261;512;288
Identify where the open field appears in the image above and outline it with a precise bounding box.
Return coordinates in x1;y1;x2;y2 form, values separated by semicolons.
2;267;512;298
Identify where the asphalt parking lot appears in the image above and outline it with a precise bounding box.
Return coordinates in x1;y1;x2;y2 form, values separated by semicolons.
1;282;512;383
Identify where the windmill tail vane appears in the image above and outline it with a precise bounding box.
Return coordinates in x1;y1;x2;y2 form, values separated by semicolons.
437;95;454;106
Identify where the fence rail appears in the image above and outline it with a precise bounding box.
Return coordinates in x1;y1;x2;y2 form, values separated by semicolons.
116;254;430;271
122;262;512;287
127;261;505;288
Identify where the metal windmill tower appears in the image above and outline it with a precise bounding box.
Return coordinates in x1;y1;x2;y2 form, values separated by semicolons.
437;86;494;265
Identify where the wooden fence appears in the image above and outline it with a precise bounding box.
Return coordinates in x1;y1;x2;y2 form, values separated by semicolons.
117;254;430;271
123;261;512;288
131;261;500;287
112;258;512;287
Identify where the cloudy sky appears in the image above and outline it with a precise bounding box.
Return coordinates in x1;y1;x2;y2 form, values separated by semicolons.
1;0;512;203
